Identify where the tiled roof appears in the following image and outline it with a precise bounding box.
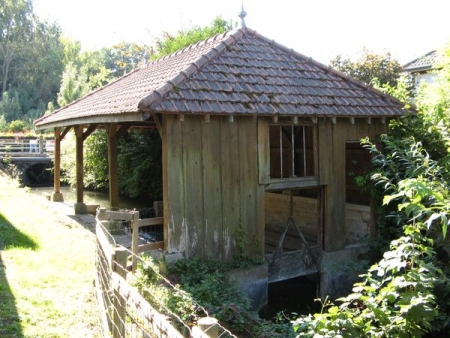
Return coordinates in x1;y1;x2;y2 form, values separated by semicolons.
35;27;407;128
403;50;438;72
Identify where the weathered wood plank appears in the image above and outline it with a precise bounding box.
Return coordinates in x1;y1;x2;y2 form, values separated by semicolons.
220;116;241;260
326;122;346;251
96;223;114;267
267;248;320;283
202;116;223;258
182;115;204;258
138;217;164;227
138;241;164;253
257;118;270;184
105;210;135;221
264;177;320;191
163;114;185;254
238;117;263;257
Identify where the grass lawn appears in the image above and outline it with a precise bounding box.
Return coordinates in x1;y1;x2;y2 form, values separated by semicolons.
0;172;101;337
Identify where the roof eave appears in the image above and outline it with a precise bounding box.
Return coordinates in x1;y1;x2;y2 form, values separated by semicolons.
34;111;150;130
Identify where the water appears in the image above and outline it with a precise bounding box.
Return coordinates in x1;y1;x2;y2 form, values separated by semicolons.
30;186;151;210
260;274;321;320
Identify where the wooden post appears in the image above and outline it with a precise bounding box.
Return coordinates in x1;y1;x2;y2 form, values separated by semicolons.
75;125;84;203
51;127;64;202
107;124;120;208
197;317;218;338
113;247;128;338
39;136;44;154
131;211;139;273
74;125;87;214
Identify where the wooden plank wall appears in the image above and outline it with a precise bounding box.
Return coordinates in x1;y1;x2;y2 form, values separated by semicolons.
319;117;387;252
163;114;264;260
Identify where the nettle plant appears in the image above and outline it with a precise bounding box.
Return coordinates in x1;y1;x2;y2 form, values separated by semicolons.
293;137;450;337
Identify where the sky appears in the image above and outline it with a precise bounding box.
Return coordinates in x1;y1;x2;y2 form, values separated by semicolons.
33;0;450;65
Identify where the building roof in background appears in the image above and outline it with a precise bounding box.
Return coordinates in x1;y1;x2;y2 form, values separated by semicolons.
403;50;438;73
35;27;407;129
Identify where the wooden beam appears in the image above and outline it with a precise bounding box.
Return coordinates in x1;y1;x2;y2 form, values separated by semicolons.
82;124;97;141
264;177;320;191
60;126;72;141
116;123;131;139
107;124;120;208
75;125;84;204
310;116;318;124
54;127;61;194
273;115;278;124
151;113;162;138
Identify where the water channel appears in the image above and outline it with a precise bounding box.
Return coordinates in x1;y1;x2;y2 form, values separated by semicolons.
29;186;150;210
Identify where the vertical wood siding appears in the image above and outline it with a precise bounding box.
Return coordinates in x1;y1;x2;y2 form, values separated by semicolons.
163;115;264;260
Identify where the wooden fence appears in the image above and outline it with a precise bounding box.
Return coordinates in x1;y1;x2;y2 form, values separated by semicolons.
95;209;231;338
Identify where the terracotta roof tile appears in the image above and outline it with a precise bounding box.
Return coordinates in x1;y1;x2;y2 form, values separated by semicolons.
35;27;408;128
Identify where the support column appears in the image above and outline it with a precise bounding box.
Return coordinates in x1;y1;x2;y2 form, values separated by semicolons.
107;124;119;208
74;125;87;214
51;127;64;202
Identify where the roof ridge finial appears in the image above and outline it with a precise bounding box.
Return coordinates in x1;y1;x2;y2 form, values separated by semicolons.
238;3;247;27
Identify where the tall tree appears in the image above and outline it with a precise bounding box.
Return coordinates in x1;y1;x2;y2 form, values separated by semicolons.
0;0;34;95
101;42;148;78
330;47;402;87
57;62;89;107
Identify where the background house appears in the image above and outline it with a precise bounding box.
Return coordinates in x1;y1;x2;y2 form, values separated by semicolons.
403;50;439;88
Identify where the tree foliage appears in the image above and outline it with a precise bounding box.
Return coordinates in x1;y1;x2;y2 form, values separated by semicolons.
0;0;64;124
153;16;235;58
57;62;90;107
101;42;147;78
330;47;403;87
293;41;450;338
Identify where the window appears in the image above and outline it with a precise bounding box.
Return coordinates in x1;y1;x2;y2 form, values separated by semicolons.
345;142;371;205
269;124;316;179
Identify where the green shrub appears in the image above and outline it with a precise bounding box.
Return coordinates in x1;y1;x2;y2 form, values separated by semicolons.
8;120;26;133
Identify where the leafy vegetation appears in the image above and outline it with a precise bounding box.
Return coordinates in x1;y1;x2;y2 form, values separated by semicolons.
153;17;235;58
294;137;450;337
292;42;450;337
135;256;295;338
330;47;403;87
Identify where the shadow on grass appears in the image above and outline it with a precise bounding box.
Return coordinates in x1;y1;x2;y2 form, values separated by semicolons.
0;212;39;337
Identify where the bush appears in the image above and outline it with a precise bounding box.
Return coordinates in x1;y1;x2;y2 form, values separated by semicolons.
292;139;450;337
8;120;26;133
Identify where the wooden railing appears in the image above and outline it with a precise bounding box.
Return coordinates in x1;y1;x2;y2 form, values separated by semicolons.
94;208;228;338
0;138;54;155
96;208;164;272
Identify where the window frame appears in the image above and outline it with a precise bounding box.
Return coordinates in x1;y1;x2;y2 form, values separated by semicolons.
258;118;319;191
